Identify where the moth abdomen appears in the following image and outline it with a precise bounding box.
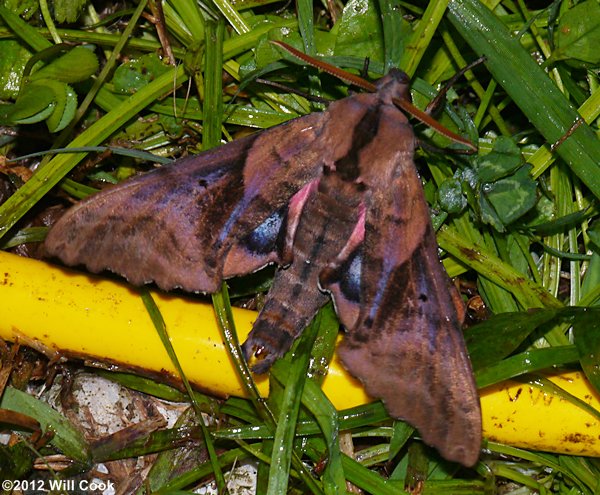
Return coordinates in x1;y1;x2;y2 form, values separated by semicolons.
242;303;310;373
242;287;328;373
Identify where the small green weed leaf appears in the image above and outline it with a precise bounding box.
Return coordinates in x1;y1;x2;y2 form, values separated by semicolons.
9;104;56;124
315;29;337;57
476;190;506;230
0;84;55;124
253;29;304;70
334;0;384;63
29;45;98;84
483;165;538;226
0;45;94;131
52;0;87;23
476;136;522;183
8;79;77;132
438;177;467;214
45;82;77;132
0;40;31;99
449;0;600;200
158;113;185;137
552;0;600;66
461;137;537;231
113;53;170;94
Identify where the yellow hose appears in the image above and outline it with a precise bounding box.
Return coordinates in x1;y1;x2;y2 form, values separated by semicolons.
1;250;599;457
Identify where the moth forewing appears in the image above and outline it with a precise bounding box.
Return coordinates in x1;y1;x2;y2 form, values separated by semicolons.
44;55;481;466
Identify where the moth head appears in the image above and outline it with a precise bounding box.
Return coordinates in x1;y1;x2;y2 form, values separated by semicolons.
375;69;411;106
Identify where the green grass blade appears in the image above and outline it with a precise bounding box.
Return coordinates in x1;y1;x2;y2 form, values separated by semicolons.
475;346;579;388
376;0;406;71
400;0;449;77
342;454;404;495
0;4;52;51
270;367;346;494
1;387;90;463
203;18;225;150
211;0;250;34
465;309;562;370
139;290;226;493
297;0;315;55
267;321;321;495
211;284;266;413
438;226;562;309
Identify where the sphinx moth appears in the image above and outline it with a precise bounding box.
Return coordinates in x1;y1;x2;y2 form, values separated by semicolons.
43;44;482;466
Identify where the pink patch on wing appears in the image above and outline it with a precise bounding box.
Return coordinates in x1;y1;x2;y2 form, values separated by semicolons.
281;179;320;263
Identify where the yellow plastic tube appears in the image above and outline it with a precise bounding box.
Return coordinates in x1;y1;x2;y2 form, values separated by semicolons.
1;250;599;457
480;371;600;456
0;250;368;407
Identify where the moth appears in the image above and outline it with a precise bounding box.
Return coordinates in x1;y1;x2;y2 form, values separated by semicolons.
44;43;482;466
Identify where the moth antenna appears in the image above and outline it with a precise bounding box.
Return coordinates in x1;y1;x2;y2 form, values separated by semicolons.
272;40;476;152
417;138;477;156
394;97;477;152
271;41;377;93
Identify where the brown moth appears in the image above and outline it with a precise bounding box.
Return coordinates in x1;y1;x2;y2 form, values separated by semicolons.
44;44;482;466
